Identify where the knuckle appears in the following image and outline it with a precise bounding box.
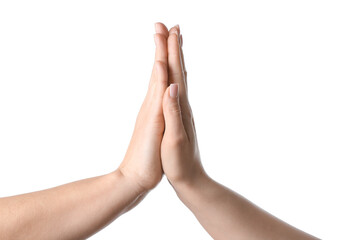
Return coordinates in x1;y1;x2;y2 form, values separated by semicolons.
154;33;167;45
155;60;167;70
169;71;184;80
168;101;181;114
168;32;179;41
155;33;165;39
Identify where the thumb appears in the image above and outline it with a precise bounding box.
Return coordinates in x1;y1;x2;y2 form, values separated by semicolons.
163;84;186;138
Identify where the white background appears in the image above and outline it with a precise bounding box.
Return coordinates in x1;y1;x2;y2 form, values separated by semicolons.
0;1;343;239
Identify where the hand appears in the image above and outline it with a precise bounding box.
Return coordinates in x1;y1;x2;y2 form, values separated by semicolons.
161;25;206;187
119;23;169;191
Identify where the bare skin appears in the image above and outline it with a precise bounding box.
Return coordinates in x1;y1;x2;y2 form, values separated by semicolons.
161;24;319;240
0;23;170;240
0;22;318;240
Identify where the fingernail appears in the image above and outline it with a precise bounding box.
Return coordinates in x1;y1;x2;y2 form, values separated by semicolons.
170;84;179;98
155;22;159;32
175;24;180;31
180;34;183;47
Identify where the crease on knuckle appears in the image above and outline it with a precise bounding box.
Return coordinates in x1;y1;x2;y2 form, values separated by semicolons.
169;71;184;81
155;60;167;69
155;33;166;40
169;102;181;114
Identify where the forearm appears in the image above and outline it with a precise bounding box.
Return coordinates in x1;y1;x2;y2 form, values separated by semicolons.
173;174;318;240
0;169;146;240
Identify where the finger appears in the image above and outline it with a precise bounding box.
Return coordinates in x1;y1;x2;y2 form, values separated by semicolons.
168;25;194;139
155;60;168;98
154;22;168;65
168;26;186;97
153;33;168;65
162;84;187;140
168;26;183;81
149;32;168;90
179;34;187;89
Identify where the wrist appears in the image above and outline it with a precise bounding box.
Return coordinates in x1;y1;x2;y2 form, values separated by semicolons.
118;156;162;192
171;171;216;211
111;169;148;196
170;169;210;195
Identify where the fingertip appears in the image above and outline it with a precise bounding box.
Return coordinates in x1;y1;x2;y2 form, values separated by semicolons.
167;32;179;49
155;22;169;38
169;25;180;37
162;84;180;112
167;33;182;77
170;83;179;98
